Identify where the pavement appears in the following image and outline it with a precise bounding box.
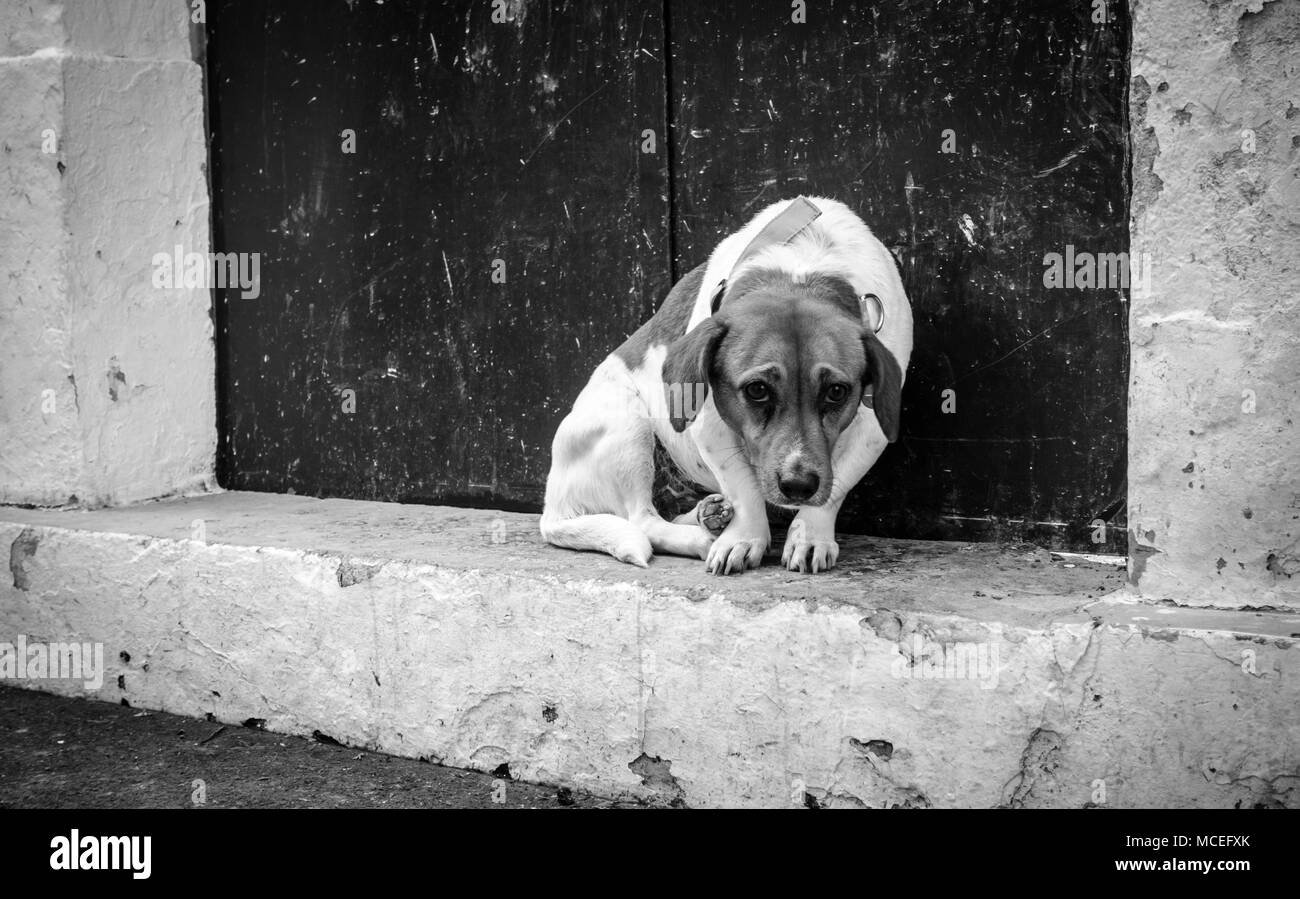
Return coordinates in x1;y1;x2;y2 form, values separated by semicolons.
0;686;639;809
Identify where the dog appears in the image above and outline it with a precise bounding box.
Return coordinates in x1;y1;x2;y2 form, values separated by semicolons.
540;196;912;574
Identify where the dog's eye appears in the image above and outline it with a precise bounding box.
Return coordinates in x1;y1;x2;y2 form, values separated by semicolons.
825;384;849;404
743;382;770;403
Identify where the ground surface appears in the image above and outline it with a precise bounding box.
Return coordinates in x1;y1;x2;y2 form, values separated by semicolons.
0;687;635;809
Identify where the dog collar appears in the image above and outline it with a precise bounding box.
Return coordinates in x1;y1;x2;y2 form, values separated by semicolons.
709;196;823;312
709;196;885;334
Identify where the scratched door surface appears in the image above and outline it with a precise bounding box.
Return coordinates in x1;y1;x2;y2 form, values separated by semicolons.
667;0;1129;551
209;0;1128;553
208;0;670;508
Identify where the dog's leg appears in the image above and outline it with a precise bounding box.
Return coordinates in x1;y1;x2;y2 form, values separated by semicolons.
695;418;771;575
670;494;734;536
541;400;656;567
782;415;887;573
541;511;654;567
633;509;714;560
542;394;722;564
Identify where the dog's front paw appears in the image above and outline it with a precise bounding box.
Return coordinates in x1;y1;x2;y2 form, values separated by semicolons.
781;519;839;573
705;521;769;575
695;493;734;537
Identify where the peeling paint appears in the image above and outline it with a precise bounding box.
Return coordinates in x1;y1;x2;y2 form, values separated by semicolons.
8;527;39;590
337;559;382;587
628;754;687;807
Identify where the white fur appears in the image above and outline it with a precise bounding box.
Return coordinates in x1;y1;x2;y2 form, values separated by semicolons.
541;197;913;574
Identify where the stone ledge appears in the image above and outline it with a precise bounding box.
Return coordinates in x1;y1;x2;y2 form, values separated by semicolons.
2;492;1298;807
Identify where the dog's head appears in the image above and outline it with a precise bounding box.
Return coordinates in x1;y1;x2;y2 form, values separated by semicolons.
662;270;902;508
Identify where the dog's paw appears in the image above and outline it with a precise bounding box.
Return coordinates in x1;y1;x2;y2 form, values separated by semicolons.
705;525;769;575
695;494;734;537
781;523;839;573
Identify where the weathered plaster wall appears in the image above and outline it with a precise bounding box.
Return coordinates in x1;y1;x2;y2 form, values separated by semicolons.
0;52;79;501
0;0;214;507
1130;0;1300;608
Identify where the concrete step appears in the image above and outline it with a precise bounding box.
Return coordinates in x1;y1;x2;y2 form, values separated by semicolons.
2;492;1297;807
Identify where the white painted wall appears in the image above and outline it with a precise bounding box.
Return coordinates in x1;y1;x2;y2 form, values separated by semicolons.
0;0;214;507
1129;0;1300;608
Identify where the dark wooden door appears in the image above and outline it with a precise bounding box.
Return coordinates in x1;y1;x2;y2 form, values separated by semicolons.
666;0;1129;551
207;0;670;509
208;0;1128;552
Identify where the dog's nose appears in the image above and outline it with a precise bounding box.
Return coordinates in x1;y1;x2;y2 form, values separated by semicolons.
778;471;820;503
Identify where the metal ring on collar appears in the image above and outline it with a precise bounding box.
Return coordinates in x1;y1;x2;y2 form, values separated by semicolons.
862;293;886;334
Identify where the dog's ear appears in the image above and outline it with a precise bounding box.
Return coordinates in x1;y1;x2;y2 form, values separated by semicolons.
662;317;727;432
861;330;903;442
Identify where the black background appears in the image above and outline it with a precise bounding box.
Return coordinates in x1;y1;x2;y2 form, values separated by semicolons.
207;0;1129;551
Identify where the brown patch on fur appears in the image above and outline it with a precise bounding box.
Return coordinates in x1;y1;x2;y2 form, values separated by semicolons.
614;262;709;370
662;268;903;506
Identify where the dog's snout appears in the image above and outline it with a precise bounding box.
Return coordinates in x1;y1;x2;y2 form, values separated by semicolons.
778;470;820;503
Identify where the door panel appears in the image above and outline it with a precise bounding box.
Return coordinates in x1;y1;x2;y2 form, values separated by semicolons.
208;0;670;507
667;0;1129;551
